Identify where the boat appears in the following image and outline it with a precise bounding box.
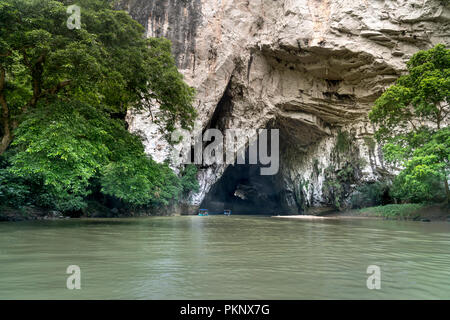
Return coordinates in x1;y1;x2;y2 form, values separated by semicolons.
198;209;209;216
224;210;232;216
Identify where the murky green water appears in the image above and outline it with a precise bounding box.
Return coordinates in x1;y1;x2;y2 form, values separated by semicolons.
0;216;449;299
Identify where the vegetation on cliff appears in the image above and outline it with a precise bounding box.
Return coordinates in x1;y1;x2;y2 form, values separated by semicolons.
323;45;449;211
0;0;198;214
370;44;449;204
322;130;365;210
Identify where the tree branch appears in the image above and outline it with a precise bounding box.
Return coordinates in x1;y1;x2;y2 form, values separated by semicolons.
45;79;72;96
0;50;12;57
0;67;12;154
0;66;5;92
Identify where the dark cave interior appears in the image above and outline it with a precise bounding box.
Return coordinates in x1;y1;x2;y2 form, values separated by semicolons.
199;76;327;215
200;162;292;215
200;153;299;215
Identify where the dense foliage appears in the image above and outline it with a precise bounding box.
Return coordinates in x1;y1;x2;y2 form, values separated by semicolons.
359;204;426;220
369;44;449;203
0;0;199;213
389;127;449;203
0;0;196;150
1;100;199;212
351;181;391;209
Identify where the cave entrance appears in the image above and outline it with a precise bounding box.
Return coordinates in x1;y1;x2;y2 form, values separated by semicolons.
199;76;331;215
198;111;332;215
200;162;290;215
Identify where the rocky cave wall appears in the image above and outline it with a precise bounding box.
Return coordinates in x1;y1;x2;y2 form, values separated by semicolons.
123;0;450;213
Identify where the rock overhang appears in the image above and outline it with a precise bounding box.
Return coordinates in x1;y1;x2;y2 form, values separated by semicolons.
123;0;450;211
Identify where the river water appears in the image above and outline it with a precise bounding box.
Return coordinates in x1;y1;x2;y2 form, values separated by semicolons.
0;215;449;299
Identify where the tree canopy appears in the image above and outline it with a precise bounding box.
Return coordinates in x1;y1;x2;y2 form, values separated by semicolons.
0;0;196;153
369;44;449;203
0;0;199;213
1;93;198;212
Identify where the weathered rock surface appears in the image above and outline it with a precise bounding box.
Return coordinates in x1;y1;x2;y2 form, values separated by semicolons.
121;0;450;213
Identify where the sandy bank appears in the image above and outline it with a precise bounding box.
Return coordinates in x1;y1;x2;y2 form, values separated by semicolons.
273;204;449;222
272;215;374;220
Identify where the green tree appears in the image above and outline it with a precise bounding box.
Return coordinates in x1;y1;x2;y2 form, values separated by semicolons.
100;156;182;207
0;0;196;154
4;100;196;211
9;101;111;210
369;44;449;203
179;164;200;195
389;128;449;203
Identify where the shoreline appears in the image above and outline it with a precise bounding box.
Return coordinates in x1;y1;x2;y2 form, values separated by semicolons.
273;204;450;222
272;215;379;220
1;203;449;223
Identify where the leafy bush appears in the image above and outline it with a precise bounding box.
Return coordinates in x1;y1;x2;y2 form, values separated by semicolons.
0;167;31;207
390;170;446;204
180;165;200;195
9;101;112;210
100;156;182;207
389;127;449;203
351;181;391;208
359;204;425;219
369;44;450;203
2;100;199;212
0;155;50;208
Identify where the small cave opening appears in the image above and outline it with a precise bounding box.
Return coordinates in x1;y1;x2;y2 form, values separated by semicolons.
200;162;289;215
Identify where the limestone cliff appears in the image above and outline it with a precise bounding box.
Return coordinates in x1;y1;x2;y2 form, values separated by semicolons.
121;0;450;213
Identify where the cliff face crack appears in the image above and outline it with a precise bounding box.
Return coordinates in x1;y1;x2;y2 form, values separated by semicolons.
205;78;234;132
118;0;202;69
